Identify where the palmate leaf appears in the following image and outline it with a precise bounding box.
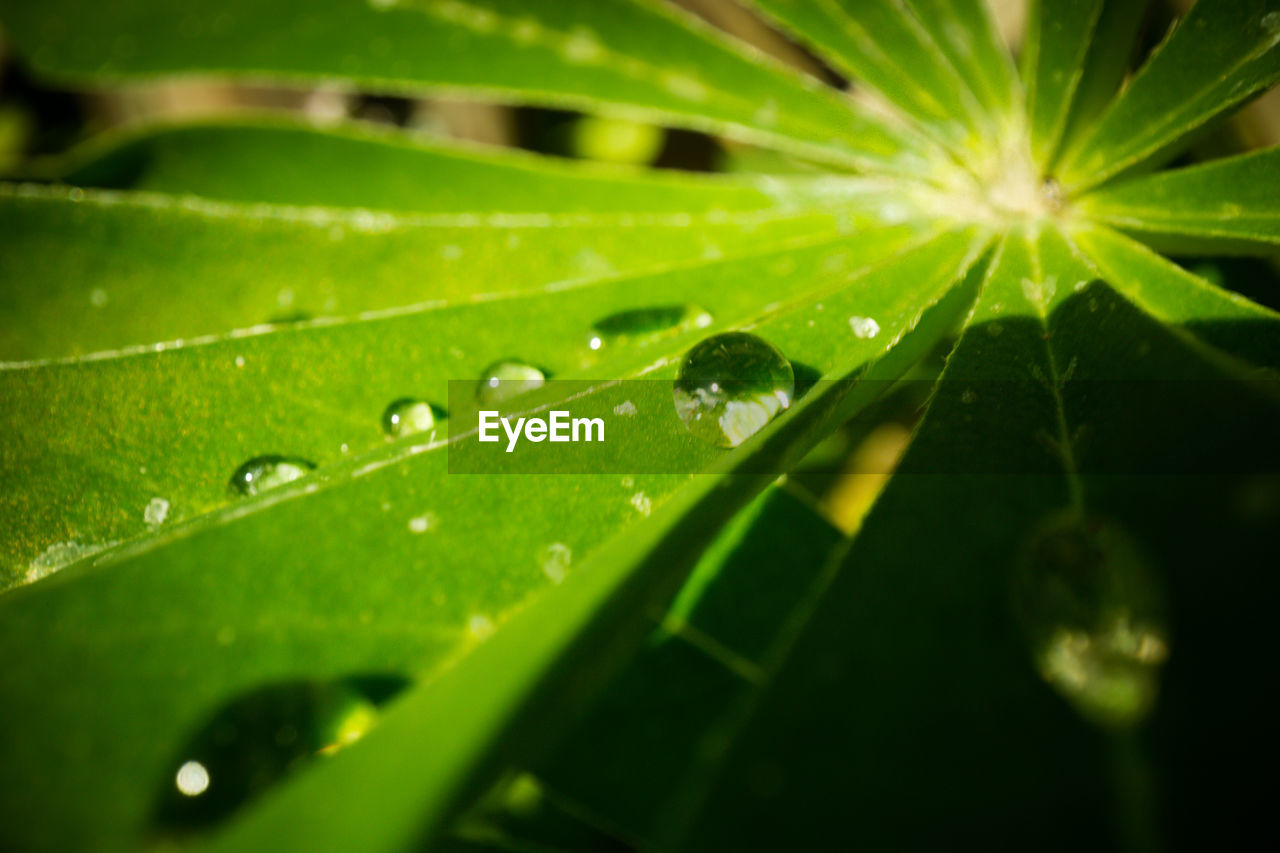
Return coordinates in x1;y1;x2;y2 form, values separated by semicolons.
1;1;1280;852
0;172;988;849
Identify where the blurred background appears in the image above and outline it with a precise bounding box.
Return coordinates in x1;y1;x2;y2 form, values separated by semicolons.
2;0;1278;177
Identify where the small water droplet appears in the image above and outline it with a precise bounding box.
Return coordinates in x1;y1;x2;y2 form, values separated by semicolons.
587;305;713;352
145;497;170;527
175;761;209;797
613;400;638;417
382;399;436;438
1012;512;1169;728
476;361;545;405
90;288;109;308
538;542;572;584
155;678;406;832
962;389;978;404
673;332;794;448
630;491;652;516
848;316;881;339
234;355;246;369
407;512;438;534
25;539;116;584
228;456;316;497
468;614;496;641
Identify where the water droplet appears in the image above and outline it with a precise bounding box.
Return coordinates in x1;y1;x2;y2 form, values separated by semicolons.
613;400;638;417
630;491;652;516
228;456;316;497
382;399;436;438
538;543;572;584
155;678;406;832
476;361;545;405
1012;512;1169;728
234;355;246;369
587;305;712;353
175;761;209;797
407;512;438;534
961;389;978;404
848;316;881;339
145;497;170;527
672;332;794;448
90;288;108;308
25;539;116;584
468;614;496;641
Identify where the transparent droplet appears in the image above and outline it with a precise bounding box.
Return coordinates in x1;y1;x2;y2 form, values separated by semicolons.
228;456;316;497
25;539;117;584
673;332;794;448
1012;511;1169;728
476;361;545;405
538;542;572;584
587;305;713;352
382;398;436;438
154;678;406;833
848;316;880;339
144;497;171;527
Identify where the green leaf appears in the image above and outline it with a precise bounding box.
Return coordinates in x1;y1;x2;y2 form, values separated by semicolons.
1051;0;1149;169
1077;148;1280;254
0;224;989;850
528;485;846;849
164;234;991;853
0;181;885;360
0;191;923;584
744;0;992;148
904;0;1021;122
44;118;836;214
1068;220;1280;370
0;0;929;173
674;226;1280;849
1023;0;1107;167
1057;0;1280;191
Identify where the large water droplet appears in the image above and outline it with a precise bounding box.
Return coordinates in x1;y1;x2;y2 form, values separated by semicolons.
155;678;406;833
673;332;794;448
1012;511;1169;728
228;456;316;497
381;398;436;438
587;304;712;351
476;361;545;405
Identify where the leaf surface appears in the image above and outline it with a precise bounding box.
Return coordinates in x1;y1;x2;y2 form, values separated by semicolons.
0;0;928;172
1058;0;1280;190
1077;148;1280;254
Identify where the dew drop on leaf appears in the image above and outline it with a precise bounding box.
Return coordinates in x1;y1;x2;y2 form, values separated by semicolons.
228;456;316;497
144;497;170;527
381;398;436;438
848;316;881;339
476;361;545;405
587;304;713;351
154;678;406;833
1011;511;1169;728
538;542;572;584
672;332;794;448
